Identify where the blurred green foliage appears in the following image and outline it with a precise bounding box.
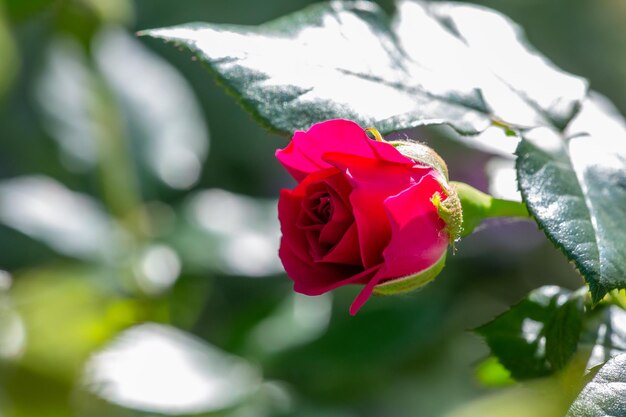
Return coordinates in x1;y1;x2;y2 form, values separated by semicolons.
0;0;624;416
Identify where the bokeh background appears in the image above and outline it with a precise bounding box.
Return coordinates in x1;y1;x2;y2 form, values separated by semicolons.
0;0;622;416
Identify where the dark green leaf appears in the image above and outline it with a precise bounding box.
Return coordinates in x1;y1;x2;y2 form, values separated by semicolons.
141;0;586;136
516;94;626;302
579;305;626;370
567;353;626;417
476;286;585;380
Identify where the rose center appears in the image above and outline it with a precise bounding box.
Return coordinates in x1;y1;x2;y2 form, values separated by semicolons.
304;191;333;225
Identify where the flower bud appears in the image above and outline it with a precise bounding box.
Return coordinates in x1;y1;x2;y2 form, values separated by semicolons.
390;140;463;245
277;121;463;314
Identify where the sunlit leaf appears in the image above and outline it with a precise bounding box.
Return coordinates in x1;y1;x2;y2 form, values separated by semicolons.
578;304;626;370
36;30;209;189
0;176;117;261
567;353;626;417
475;357;515;388
94;28;209;189
36;37;110;169
476;286;586;380
141;0;586;137
81;323;261;415
516;94;626;302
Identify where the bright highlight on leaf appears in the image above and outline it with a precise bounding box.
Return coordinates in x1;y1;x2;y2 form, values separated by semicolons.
140;0;586;136
476;286;586;380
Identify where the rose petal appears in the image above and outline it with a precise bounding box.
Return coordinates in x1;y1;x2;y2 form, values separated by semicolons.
319;223;362;266
378;174;449;280
278;188;311;261
366;137;415;165
349;270;387;316
278;168;340;260
276;119;377;181
280;241;379;295
324;152;433;268
275;133;324;182
318;185;352;246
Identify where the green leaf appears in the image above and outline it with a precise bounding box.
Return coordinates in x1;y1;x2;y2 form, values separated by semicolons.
0;176;117;261
141;0;586;136
475;356;515;388
516;94;626;302
476;286;586;380
567;353;626;417
79;324;262;415
36;31;209;190
578;305;626;370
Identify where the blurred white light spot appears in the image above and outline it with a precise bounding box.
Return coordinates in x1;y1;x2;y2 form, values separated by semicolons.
521;318;543;344
249;293;332;354
0;271;12;291
535;286;561;300
486;158;521;201
83;323;261;415
192;189;258;236
36;38;99;170
188;189;283;277
0;309;26;360
0;176;115;260
157;148;202;190
94;29;209;190
222;233;280;277
136;245;181;295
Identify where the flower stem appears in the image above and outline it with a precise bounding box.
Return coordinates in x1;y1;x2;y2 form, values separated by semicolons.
452;181;530;237
487;197;530;219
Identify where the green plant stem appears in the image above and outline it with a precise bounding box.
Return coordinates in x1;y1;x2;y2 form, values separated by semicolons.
452;181;530;237
488;197;530;219
89;74;146;239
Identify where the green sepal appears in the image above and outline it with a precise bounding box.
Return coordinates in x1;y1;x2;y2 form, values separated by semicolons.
453;182;493;237
373;251;446;296
389;139;462;243
432;188;463;244
389;140;449;181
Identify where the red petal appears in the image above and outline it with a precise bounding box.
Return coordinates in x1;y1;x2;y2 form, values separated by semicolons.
276;120;377;181
280;241;378;295
319;223;362;266
324;152;433;268
378;174;449;280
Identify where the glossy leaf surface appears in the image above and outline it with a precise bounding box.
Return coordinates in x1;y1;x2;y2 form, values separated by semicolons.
567;353;626;417
516;95;626;301
476;286;585;380
142;0;586;136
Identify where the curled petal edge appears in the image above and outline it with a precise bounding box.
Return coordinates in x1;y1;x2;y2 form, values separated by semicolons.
372;251;447;296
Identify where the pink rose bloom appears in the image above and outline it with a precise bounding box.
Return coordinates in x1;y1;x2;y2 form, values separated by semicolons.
276;119;452;315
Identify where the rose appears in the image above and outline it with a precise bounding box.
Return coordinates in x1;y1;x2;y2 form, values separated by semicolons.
276;119;458;315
